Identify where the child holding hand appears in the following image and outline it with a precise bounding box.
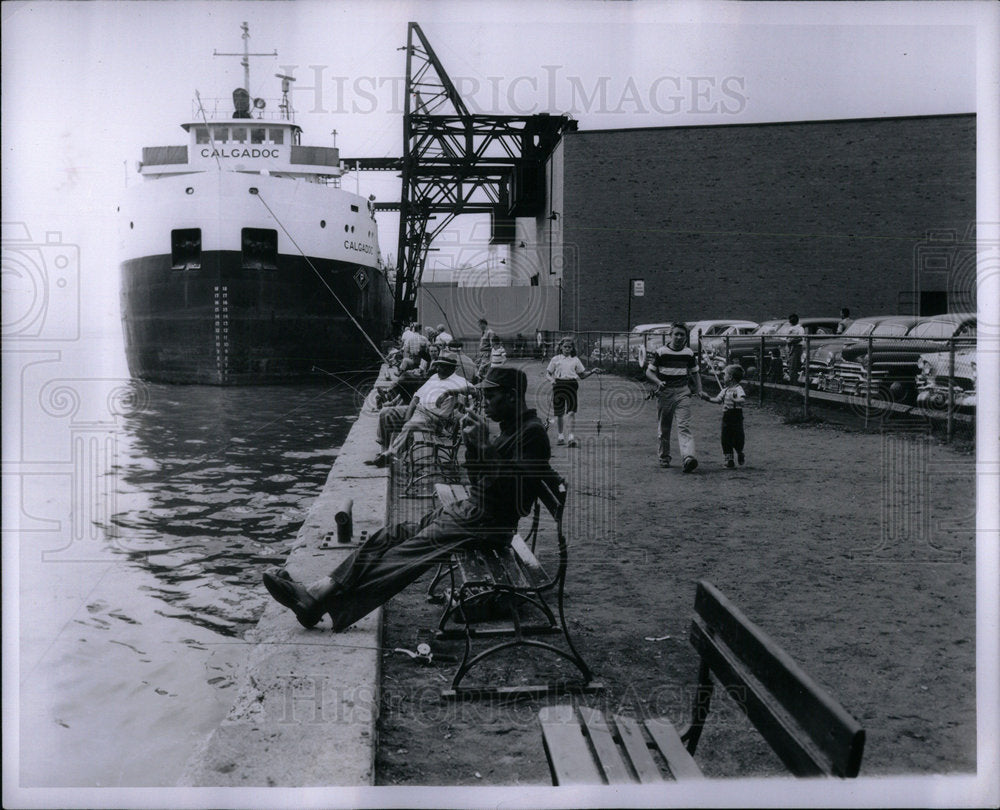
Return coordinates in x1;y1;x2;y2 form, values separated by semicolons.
700;364;747;468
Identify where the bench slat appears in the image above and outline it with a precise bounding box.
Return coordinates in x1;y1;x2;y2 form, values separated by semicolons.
510;535;548;588
644;718;705;780
692;581;865;777
690;617;830;776
611;715;666;784
578;706;635;784
434;483;468;507
538;705;605;785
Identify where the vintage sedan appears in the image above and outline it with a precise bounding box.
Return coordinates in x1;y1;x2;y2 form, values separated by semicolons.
834;312;977;402
687;319;759;354
592;323;674;364
700;323;763;373
916;347;976;411
806;316;920;389
719;318;840;380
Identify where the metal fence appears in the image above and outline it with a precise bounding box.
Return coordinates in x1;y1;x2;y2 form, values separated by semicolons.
534;331;976;444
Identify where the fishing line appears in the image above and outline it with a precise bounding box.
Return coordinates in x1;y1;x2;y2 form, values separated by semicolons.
249;189;388;364
311;365;379;401
417;283;458;340
194;91;223;172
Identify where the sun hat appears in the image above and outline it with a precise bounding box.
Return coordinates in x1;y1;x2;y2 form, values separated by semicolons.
431;350;458;368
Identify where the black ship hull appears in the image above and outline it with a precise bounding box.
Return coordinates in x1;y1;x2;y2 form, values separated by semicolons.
120;251;393;385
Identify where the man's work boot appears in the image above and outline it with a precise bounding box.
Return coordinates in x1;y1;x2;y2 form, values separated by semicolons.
262;569;342;629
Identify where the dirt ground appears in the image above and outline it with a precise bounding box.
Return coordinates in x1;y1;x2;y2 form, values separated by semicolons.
374;361;977;785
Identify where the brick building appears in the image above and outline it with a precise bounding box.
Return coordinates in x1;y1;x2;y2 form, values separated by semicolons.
508;114;975;331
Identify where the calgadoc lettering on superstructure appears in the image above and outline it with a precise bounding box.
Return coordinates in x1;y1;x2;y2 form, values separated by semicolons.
201;148;281;159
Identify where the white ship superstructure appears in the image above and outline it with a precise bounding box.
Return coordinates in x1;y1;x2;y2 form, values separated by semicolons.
119;25;392;384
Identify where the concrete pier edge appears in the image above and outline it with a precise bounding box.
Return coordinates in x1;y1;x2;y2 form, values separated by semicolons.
181;393;388;787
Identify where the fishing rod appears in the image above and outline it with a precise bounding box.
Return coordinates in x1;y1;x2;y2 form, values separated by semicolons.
249;188;388;364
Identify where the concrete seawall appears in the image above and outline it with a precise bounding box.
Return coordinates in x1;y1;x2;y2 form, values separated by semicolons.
181;399;387;787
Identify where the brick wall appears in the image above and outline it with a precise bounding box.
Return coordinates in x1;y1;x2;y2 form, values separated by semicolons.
558;115;975;331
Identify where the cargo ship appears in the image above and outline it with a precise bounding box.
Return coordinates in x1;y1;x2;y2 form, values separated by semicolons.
118;24;392;384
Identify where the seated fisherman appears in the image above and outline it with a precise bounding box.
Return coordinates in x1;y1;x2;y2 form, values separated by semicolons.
367;350;477;467
262;366;555;632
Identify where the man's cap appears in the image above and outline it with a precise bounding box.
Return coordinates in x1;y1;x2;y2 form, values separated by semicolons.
431;350;458;367
436;323;447;332
475;366;527;396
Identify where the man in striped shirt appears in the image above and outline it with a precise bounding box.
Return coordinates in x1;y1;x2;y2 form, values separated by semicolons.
644;322;703;472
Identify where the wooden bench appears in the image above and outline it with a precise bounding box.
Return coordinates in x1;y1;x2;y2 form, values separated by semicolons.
432;480;602;701
538;580;865;783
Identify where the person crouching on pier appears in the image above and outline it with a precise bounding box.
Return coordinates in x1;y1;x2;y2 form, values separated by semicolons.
262;367;557;632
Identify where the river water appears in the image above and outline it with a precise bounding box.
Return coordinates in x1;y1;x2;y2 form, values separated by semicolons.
16;374;368;787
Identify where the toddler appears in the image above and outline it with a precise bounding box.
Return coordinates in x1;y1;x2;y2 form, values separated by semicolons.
700;364;747;468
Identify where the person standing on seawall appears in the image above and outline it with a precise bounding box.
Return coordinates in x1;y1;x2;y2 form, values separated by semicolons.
645;322;702;472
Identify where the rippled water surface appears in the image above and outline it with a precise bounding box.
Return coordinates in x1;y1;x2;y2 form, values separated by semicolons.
19;381;365;787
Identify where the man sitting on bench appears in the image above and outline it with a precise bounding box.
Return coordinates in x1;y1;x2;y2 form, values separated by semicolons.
366;350;477;468
262;366;555;632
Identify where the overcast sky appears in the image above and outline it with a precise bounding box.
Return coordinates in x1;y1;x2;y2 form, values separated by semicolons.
1;0;995;335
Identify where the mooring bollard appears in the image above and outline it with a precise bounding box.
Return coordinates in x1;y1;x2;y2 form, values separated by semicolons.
334;497;354;544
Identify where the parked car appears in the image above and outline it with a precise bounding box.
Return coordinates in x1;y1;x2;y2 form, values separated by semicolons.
916;347;976;411
686;320;759;354
718;318;840;381
833;312;977;402
700;323;765;373
805;316;921;389
634;319;760;368
591;322;673;364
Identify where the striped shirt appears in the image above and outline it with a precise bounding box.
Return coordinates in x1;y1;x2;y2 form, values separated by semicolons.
649;345;697;389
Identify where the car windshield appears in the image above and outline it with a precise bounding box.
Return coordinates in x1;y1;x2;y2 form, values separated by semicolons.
874;321;912;336
910;320;958;339
842;320;877;336
753;322;783;335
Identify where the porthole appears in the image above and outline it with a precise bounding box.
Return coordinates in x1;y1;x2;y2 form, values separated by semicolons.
130;222;134;229
344;225;349;233
186;187;194;195
320;220;326;228
350;225;355;233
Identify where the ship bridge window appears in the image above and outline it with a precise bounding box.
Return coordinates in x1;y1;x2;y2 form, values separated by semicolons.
212;126;229;143
231;127;248;143
195;127;210;144
269;128;284;145
251;128;266;144
171;228;202;270
242;228;277;271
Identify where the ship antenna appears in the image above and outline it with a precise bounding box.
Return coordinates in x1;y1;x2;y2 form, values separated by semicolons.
194;90;223;171
275;73;296;122
213;21;277;93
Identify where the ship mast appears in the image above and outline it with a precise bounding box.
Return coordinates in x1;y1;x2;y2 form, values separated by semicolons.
213;21;277;92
